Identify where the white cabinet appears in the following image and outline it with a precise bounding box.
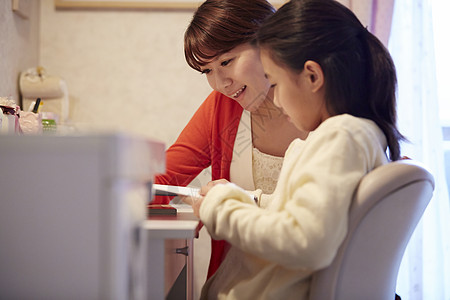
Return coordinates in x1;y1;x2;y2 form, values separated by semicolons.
0;134;165;300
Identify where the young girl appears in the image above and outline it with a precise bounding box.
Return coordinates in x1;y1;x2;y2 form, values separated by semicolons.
194;0;405;298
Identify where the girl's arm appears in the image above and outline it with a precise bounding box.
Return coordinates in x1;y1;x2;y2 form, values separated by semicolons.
199;121;386;271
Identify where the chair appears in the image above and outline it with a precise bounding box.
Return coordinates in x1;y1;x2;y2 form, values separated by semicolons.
308;160;435;300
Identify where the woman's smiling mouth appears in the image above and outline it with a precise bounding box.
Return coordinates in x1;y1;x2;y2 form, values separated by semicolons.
231;85;247;99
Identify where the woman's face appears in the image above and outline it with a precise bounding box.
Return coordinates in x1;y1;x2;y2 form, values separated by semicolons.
200;44;271;112
260;49;329;132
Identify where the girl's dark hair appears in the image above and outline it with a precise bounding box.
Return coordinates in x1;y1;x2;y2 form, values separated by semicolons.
256;0;405;161
184;0;275;72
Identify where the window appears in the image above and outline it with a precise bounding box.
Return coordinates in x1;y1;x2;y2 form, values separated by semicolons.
432;0;450;195
432;0;450;127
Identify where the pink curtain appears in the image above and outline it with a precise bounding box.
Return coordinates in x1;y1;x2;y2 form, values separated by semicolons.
337;0;395;46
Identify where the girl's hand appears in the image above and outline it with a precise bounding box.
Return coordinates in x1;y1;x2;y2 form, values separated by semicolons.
191;195;203;218
180;195;196;206
192;179;229;218
199;179;229;196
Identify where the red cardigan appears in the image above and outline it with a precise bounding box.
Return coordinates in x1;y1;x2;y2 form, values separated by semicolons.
154;90;243;278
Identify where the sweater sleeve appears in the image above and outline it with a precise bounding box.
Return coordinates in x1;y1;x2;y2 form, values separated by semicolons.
199;124;383;271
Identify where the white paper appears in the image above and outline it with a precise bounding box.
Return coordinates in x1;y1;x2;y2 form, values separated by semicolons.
153;184;201;198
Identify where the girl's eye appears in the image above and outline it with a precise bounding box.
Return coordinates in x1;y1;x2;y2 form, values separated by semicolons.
221;59;232;67
270;84;277;88
200;69;211;75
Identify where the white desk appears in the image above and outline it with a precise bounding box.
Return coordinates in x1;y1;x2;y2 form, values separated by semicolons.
144;206;199;300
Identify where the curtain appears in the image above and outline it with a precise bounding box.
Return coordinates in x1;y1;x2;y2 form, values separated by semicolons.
337;0;395;46
339;0;450;298
388;0;450;299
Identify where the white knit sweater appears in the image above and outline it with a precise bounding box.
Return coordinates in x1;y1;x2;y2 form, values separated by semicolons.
199;114;389;300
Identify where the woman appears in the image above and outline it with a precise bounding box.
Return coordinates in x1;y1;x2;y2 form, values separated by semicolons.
153;0;307;280
194;0;404;298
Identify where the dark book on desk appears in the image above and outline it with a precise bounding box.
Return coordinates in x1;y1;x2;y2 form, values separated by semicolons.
148;204;177;216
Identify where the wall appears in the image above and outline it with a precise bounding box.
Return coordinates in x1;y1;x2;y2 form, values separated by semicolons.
0;0;40;102
39;0;212;147
38;6;213;295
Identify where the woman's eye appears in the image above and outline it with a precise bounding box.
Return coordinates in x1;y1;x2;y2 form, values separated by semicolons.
221;59;232;67
270;84;277;88
201;69;211;75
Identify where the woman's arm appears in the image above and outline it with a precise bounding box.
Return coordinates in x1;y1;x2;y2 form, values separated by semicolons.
152;93;216;204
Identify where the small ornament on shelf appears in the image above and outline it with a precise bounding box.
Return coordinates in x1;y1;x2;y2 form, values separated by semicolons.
0;97;22;135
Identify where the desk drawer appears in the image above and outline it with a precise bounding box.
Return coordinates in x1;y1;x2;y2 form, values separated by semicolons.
165;239;187;295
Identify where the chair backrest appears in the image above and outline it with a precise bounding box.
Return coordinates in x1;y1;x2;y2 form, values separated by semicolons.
308;160;435;300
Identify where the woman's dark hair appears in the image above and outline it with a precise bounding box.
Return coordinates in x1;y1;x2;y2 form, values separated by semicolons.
256;0;405;161
184;0;275;72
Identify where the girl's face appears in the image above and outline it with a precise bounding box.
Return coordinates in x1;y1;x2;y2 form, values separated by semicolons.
260;49;330;132
200;44;271;112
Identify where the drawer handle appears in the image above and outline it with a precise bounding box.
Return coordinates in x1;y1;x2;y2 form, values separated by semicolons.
175;246;189;256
